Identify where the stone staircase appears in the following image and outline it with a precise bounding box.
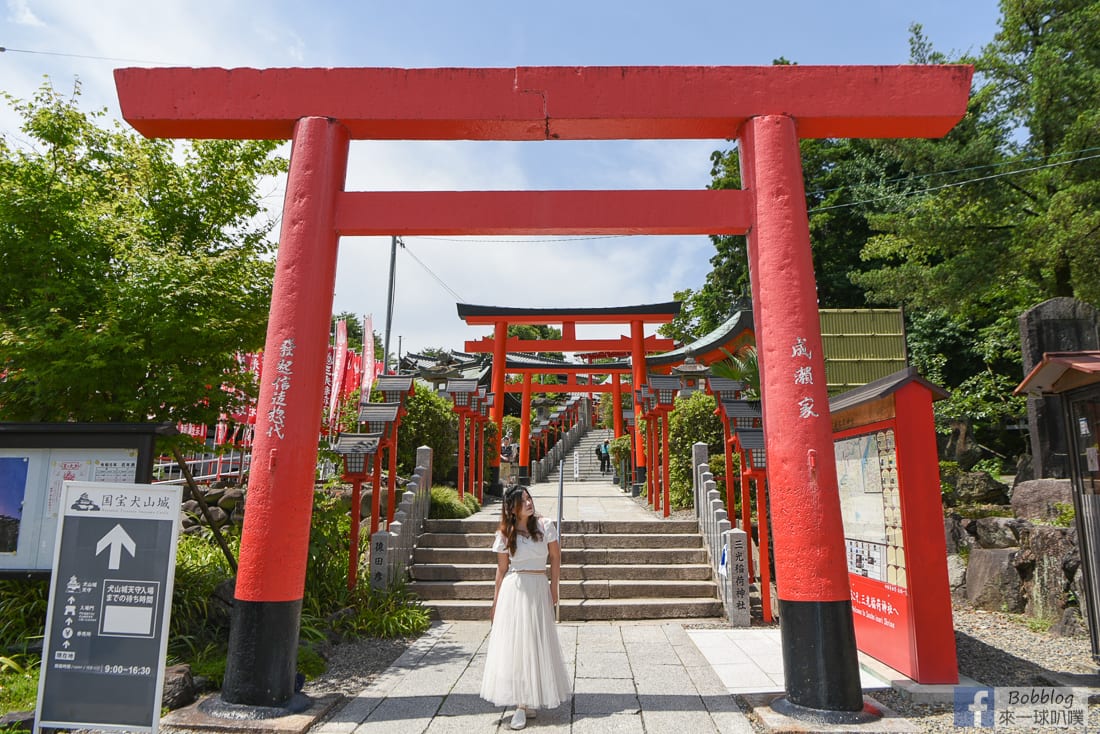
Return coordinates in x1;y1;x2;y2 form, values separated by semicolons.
563;429;614;482
409;518;724;621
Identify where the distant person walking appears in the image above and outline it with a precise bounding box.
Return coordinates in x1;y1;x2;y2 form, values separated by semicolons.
598;439;611;473
480;487;571;729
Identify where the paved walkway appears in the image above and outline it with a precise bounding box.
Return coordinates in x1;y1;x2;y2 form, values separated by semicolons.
311;476;907;733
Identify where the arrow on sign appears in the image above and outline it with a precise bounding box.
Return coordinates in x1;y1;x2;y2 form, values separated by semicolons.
96;524;136;570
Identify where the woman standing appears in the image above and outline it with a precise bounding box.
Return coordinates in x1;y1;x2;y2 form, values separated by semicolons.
479;487;572;729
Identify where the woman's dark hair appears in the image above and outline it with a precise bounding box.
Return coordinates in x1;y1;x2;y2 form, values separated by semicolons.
499;487;543;555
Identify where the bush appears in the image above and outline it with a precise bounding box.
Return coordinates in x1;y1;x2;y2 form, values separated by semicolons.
667;390;725;509
1053;502;1075;527
430;486;474;518
461;493;482;515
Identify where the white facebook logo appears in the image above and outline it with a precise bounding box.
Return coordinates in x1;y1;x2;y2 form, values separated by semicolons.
954;687;994;727
969;689;990;726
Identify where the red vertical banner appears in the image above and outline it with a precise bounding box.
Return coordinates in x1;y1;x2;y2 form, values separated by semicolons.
320;346;334;436
362;314;375;397
215;418;229;447
328;320;348;431
343;350;361;402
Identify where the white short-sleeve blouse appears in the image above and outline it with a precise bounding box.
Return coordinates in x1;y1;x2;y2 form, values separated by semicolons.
491;516;558;572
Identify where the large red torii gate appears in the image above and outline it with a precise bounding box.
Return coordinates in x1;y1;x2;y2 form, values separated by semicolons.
115;64;972;715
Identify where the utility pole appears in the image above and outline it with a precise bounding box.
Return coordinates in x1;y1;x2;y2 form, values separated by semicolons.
382;235;398;374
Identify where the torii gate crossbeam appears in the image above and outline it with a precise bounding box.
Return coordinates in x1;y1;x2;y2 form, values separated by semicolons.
114;64;972;717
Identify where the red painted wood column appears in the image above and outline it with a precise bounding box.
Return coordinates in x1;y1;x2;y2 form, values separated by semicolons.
490;320;507;491
612;374;624;437
518;374;533;485
223;116;349;707
661;411;671;517
738;114;861;713
630;321;647;483
456;411;466;499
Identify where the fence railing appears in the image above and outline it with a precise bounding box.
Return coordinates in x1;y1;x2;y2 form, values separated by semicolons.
152;451;251;485
692;442;751;626
369;445;434;590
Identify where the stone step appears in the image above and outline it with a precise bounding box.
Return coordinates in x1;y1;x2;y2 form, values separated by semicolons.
422;597;724;621
422;519;701;534
414;547;709;565
416;532;703;549
409;578;719;600
411;563;715;582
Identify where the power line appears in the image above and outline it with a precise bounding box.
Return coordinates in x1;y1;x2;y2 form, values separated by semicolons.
808;145;1100;200
399;240;465;302
808;152;1100;214
0;45;180;66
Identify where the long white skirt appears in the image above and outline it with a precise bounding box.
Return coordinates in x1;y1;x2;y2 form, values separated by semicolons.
479;572;572;709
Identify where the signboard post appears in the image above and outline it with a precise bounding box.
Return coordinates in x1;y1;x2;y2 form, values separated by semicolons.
35;481;182;733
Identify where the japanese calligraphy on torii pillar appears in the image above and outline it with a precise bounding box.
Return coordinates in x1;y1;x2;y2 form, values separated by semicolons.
791;337;819;419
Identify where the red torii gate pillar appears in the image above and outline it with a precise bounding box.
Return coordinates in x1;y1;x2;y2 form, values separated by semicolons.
223;117;349;706
739;115;861;711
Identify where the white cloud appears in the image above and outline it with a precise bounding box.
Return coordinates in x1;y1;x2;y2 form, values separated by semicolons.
6;0;43;26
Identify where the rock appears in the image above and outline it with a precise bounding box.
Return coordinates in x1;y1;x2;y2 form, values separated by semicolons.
181;499;199;514
217;487;245;512
205;506;228;528
946;554;968;600
954;472;1011;505
944;513;972;554
1010;479;1073;522
1014;524;1076;621
162;663;196;710
973;516;1024;549
0;711;34;732
1012;453;1034;485
1051;606;1087;638
202;487;226;505
965;548;1025;612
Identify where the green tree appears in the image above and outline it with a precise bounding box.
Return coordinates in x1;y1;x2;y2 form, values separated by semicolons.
383;382;458;481
852;2;1098;453
0;81;285;424
667;390;725;509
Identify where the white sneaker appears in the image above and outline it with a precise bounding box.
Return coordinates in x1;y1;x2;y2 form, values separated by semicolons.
510;707;527;729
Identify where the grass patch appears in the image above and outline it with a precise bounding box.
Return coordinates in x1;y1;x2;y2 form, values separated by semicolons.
1025;616;1056;634
0;660;39;714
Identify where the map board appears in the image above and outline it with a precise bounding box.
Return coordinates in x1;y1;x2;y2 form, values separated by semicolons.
0;449;141;574
35;481;181;733
835;428;906;588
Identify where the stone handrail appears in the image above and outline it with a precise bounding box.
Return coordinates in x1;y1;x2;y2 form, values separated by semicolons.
369;445;434;590
692;441;751;626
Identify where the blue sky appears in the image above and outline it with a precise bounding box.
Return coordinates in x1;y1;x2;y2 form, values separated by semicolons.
2;1;1003;357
